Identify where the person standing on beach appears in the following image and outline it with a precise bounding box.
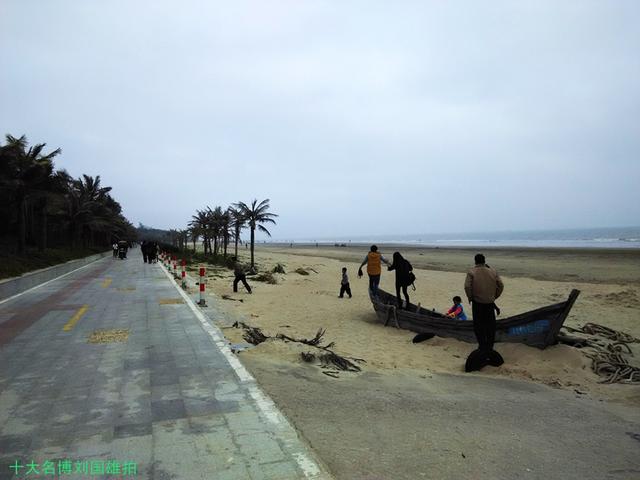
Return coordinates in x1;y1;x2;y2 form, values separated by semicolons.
232;257;252;294
387;252;414;309
464;253;504;371
339;267;352;298
358;245;390;297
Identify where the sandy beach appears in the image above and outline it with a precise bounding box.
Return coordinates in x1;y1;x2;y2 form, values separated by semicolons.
190;244;640;403
187;244;640;478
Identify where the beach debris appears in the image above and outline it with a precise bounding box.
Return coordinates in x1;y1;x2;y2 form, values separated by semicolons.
300;351;316;362
254;272;278;284
585;350;640;384
564;323;639;343
230;342;254;353
272;263;286;274
277;328;327;347
562;323;640;384
318;351;361;372
235;322;365;376
222;294;244;302
322;371;340;378
626;432;640;443
413;332;435;343
233;322;269;345
294;268;310;275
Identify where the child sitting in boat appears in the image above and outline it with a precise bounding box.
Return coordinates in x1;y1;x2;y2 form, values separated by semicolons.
445;296;467;320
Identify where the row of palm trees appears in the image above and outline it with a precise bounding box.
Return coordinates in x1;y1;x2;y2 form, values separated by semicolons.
184;199;277;270
0;134;136;254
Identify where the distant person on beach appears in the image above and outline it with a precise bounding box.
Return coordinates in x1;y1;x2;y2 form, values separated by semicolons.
339;267;352;298
358;245;390;297
464;253;504;372
232;257;252;294
445;296;467;320
387;252;414;309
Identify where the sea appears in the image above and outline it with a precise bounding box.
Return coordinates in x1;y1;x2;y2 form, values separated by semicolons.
280;226;640;249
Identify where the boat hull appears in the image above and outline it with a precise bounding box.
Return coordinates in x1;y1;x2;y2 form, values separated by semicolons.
371;289;580;349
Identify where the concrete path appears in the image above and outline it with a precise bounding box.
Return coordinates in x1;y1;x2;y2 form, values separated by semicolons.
0;249;330;480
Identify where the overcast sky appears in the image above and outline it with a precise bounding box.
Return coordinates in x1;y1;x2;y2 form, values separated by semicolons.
1;1;639;240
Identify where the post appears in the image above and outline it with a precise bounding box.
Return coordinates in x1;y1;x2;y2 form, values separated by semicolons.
172;255;177;278
181;259;186;289
198;266;207;306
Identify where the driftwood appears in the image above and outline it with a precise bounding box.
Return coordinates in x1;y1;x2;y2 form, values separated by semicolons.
232;321;268;345
222;294;244;303
318;351;361;372
277;328;326;346
234;322;364;376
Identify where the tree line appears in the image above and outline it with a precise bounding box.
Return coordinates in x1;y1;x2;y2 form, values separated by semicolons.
0;134;136;255
170;199;277;271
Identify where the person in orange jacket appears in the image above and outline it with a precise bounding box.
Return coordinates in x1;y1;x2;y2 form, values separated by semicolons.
358;245;390;297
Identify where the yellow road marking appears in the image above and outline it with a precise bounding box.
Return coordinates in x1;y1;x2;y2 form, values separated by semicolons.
101;278;112;288
159;298;184;305
63;305;89;331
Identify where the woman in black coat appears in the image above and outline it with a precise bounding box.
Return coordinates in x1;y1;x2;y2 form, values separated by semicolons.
388;251;413;309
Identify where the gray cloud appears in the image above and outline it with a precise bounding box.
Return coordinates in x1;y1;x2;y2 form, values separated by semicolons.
1;0;639;239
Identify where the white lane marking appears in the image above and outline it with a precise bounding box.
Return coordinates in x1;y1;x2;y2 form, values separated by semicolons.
159;264;327;479
0;257;107;306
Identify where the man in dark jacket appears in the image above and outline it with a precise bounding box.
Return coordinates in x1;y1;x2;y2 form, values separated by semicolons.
232;257;252;294
464;253;505;371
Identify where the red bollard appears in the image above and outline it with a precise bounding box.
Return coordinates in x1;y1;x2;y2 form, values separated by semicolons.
198;266;206;306
181;259;186;289
172;255;177;278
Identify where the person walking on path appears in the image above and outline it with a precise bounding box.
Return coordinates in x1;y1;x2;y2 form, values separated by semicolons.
464;253;505;371
141;241;148;263
232;257;252;294
387;251;414;309
112;242;118;258
339;267;352;298
358;245;390;297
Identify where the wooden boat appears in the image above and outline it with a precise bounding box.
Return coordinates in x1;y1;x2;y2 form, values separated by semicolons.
370;288;580;349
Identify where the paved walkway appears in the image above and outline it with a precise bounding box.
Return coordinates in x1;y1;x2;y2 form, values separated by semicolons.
0;249;330;480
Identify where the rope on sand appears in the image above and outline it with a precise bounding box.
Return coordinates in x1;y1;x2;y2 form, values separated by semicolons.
564;322;640;343
560;323;640;385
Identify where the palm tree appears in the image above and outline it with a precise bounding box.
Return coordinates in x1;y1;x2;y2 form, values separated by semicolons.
234;199;278;271
229;207;245;258
0;134;60;253
190;209;210;254
221;209;231;258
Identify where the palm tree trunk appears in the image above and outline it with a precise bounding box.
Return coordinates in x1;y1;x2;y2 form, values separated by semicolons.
17;196;26;255
38;200;47;252
250;226;255;269
234;225;240;258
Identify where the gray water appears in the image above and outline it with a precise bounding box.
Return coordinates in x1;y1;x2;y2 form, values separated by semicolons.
282;226;640;249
